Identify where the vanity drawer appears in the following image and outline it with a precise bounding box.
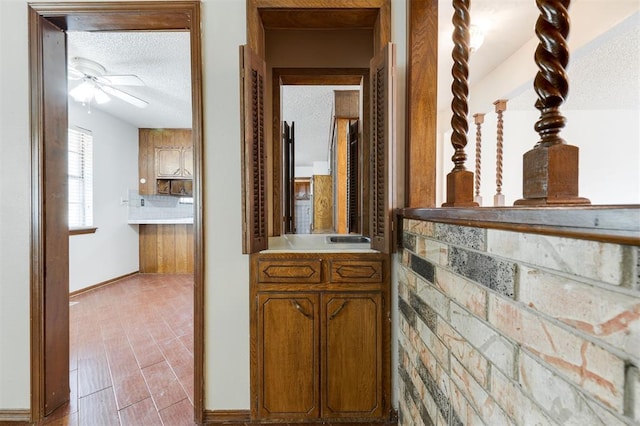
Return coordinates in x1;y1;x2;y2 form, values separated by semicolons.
329;260;383;283
257;259;322;283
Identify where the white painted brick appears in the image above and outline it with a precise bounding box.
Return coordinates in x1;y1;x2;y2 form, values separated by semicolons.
450;303;515;376
487;229;629;286
490;364;556;425
437;319;489;386
518;351;627;425
450;357;514;425
519;265;640;359
416;237;448;267
415;273;450;320
436;267;487;319
489;294;625;412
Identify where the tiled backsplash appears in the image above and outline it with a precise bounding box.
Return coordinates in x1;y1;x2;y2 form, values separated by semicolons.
127;189;193;222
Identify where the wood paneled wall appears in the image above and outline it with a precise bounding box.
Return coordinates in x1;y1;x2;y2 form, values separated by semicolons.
139;224;194;273
139;128;192;195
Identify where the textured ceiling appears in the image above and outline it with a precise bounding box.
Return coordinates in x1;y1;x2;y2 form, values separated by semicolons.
67;31;191;129
282;85;361;168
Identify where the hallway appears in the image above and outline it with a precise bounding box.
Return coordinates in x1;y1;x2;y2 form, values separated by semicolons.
45;274;194;425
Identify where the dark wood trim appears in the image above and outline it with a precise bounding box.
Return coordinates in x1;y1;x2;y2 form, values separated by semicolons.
203;409;397;425
399;206;640;246
28;6;45;420
69;226;97;236
406;0;437;208
29;2;205;424
203;409;251;424
68;271;139;298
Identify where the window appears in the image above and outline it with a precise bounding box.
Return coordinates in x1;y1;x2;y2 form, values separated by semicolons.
68;127;93;228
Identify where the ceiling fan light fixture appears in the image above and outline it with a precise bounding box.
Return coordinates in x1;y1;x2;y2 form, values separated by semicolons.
93;87;111;104
69;80;95;103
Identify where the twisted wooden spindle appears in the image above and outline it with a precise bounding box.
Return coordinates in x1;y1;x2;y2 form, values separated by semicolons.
515;0;589;206
473;113;484;205
442;0;477;207
534;0;570;147
450;0;470;172
494;100;507;206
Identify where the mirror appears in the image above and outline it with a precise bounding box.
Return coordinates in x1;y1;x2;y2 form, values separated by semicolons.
281;85;362;235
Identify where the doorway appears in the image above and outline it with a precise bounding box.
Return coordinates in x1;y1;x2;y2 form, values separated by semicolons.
28;2;204;423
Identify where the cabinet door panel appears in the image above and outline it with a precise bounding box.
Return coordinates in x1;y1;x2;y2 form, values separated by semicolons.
322;292;382;417
258;293;319;419
156;147;182;177
182;146;193;177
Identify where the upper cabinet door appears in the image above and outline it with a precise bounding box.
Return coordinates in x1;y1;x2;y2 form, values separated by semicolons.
370;43;396;254
240;45;268;254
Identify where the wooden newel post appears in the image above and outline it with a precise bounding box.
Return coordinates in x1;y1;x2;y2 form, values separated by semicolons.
443;0;478;207
515;0;590;206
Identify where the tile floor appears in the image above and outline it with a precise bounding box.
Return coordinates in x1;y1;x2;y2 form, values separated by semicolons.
44;273;194;426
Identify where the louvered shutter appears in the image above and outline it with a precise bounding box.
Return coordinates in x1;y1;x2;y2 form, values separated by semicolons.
370;43;395;253
240;45;268;253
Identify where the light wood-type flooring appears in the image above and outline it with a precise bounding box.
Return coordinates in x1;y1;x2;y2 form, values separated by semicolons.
44;273;194;426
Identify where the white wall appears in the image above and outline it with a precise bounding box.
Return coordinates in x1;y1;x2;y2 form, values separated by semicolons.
68;102;139;293
201;0;250;409
0;0;31;410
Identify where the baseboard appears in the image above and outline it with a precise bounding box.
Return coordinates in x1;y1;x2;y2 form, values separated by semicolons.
203;409;250;424
69;271;139;297
0;409;30;424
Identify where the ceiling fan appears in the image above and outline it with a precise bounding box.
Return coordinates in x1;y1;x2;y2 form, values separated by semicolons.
68;57;149;108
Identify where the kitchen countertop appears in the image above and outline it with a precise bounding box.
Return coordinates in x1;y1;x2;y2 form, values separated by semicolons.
128;217;193;224
263;234;377;253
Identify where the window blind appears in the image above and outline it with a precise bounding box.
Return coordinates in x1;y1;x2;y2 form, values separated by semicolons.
68;127;93;228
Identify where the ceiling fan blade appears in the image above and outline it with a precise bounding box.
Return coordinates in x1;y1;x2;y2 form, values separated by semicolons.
68;67;85;80
99;74;145;86
101;85;149;108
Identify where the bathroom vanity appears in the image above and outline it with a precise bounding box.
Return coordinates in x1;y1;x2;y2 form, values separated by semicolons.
249;235;391;422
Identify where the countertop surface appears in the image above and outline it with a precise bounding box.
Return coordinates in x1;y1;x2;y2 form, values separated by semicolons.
128;217;193;224
262;234;377;253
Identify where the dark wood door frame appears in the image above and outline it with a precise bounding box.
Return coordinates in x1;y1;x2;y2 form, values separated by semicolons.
28;2;205;423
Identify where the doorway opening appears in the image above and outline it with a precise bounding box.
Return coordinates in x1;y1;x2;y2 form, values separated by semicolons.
28;2;204;424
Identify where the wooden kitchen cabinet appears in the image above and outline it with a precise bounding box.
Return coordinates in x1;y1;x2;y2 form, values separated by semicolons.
156;146;192;179
138;129;193;195
250;252;390;423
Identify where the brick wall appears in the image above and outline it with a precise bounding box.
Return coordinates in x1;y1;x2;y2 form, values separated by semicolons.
397;218;640;425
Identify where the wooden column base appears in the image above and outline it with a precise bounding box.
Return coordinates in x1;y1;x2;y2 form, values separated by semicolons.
514;144;590;206
442;170;479;207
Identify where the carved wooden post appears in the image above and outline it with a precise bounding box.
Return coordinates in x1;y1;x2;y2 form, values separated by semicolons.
473;113;484;205
442;0;478;207
494;100;507;206
515;0;590;206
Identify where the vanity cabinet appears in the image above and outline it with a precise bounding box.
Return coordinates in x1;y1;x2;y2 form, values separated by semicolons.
250;252;390;422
